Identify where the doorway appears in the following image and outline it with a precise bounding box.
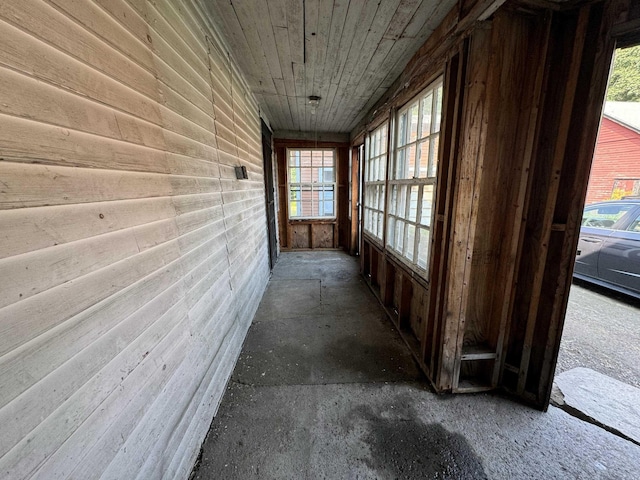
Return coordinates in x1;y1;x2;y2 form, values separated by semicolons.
261;119;278;269
556;43;640;388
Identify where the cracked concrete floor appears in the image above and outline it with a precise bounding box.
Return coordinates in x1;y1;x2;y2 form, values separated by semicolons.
193;251;640;479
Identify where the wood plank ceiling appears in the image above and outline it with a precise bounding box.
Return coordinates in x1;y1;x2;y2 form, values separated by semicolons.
204;0;457;133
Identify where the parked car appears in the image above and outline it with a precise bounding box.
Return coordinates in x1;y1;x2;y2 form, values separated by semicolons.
574;199;640;298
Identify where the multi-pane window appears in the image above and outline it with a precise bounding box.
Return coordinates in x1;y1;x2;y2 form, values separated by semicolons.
363;123;388;242
288;149;336;219
386;78;443;272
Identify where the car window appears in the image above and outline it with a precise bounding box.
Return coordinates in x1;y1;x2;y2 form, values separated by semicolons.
627;213;640;233
582;204;635;229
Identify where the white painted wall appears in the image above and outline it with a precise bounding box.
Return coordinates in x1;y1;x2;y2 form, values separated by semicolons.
0;0;270;478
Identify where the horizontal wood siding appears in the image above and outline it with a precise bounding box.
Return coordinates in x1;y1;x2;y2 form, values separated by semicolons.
0;0;269;478
585;117;640;204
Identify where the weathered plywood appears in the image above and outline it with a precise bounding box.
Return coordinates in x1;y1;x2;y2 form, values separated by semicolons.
290;223;311;249
312;224;334;248
0;0;269;478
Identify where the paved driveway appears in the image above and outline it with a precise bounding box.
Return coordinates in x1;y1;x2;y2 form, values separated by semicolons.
556;279;640;388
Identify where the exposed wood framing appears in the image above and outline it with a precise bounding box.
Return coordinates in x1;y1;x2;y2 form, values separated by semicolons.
274;138;350;250
356;0;633;407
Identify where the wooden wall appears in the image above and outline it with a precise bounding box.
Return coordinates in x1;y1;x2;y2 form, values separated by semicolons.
0;0;269;478
274;139;350;250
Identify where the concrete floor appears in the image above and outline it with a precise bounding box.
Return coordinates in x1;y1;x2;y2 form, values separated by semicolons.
557;280;640;388
193;251;640;480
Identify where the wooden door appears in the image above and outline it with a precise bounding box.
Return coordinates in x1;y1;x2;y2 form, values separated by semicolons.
262;120;278;269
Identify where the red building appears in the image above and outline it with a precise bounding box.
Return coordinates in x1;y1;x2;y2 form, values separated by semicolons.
585;102;640;204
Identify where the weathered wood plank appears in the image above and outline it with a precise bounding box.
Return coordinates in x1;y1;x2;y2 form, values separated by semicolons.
0;0;159;100
0;0;268;477
0;162;221;209
0;197;175;259
0;237;229;415
22;311;194;480
0;115;219;177
438;25;492;391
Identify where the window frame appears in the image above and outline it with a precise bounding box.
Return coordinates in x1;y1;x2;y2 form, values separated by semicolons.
363;122;389;244
286;147;337;220
385;77;444;276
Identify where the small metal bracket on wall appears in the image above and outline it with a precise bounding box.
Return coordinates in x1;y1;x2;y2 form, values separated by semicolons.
235;166;248;179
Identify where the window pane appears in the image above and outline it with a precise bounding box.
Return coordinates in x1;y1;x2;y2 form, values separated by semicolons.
429;134;439;178
406;224;416;261
301;167;312;183
407;144;417;178
290;186;301;220
409;102;419;143
418;139;429;178
324;185;335;201
387;217;395;247
421;93;433;138
291;184;300;216
323;167;335;182
434;85;443;132
395;147;406;179
289;150;300;167
409;186;419;223
398;112;408;147
395;144;415;179
290;167;300;182
378;155;386;180
301;185;312;217
379;185;386;210
397;185;407;217
421;185;434;226
417;228;430;269
395;220;405;252
388;185;398;215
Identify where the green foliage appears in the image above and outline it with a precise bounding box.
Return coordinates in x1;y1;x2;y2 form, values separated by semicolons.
607;46;640;102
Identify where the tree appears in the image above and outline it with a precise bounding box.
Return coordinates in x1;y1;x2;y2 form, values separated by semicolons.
607;46;640;102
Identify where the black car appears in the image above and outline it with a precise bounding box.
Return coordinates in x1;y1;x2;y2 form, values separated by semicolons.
574;199;640;299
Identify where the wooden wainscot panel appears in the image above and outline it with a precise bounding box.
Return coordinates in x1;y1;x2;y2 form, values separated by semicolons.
290;222;311;249
311;223;334;248
409;283;427;343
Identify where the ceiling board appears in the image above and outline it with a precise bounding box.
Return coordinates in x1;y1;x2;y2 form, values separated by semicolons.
204;0;457;133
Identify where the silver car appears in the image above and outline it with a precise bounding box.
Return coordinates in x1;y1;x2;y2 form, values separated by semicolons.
574;199;640;299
